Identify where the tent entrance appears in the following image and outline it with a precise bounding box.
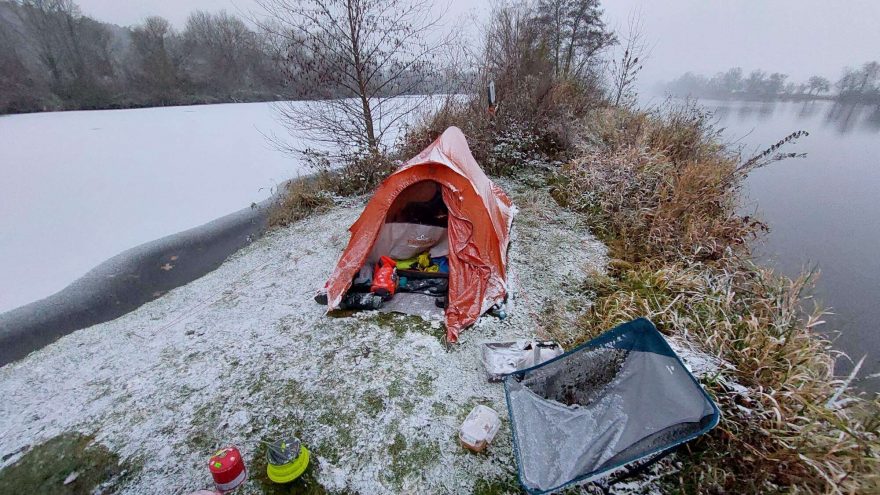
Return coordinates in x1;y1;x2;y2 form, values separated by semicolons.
367;180;449;262
361;180;450;320
386;180;448;228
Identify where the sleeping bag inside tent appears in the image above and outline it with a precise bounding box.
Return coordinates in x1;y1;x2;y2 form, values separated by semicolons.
321;126;515;343
503;318;720;494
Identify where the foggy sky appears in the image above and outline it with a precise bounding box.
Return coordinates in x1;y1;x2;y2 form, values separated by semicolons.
74;0;880;90
600;0;880;89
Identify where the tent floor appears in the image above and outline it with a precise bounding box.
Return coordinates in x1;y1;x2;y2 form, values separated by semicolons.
377;292;444;321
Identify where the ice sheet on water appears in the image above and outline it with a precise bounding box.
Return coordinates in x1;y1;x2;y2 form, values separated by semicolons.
0;102;302;312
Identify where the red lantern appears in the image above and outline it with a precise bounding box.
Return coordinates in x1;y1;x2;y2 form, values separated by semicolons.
208;446;247;493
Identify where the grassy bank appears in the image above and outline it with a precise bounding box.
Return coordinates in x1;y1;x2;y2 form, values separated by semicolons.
548;103;880;493
0;433;132;494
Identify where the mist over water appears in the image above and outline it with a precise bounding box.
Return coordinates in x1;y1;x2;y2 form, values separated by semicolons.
700;98;880;389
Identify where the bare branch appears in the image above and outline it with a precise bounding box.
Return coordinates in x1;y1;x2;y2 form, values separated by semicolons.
255;0;449;160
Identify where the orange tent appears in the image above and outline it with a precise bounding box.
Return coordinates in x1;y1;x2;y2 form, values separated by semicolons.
324;126;515;342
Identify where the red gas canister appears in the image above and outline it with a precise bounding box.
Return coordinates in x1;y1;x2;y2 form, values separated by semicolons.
208;446;247;493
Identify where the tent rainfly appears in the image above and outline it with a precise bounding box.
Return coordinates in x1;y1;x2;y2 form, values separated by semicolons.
504;318;721;494
322;126;515;343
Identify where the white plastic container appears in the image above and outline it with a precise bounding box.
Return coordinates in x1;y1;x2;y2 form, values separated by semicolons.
459;405;501;452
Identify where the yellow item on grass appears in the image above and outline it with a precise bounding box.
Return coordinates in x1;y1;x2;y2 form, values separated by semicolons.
267;444;310;483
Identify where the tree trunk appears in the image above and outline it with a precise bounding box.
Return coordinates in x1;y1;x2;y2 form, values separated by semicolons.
360;93;377;153
346;0;378;154
552;4;561;77
562;12;583;77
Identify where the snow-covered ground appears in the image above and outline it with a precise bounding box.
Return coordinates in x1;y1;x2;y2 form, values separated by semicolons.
0;180;622;494
0;102;305;313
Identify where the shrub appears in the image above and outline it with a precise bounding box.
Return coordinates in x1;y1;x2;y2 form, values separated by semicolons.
268;151;397;228
267;178;335;228
551;145;765;262
391;75;601;179
551;102;770;262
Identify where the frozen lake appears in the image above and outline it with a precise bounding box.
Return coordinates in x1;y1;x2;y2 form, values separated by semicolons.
0;102;306;313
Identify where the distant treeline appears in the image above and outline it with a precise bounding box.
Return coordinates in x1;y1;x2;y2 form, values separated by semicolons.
0;0;302;114
664;63;880;103
0;0;445;115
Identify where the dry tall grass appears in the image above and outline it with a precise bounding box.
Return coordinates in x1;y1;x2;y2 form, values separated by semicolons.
551;103;767;262
549;101;880;493
268;152;397;228
572;263;880;493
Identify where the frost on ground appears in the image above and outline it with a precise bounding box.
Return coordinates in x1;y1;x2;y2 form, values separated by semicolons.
0;180;720;494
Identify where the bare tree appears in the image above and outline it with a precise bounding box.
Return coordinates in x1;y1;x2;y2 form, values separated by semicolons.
183;11;263;96
744;70;768;95
0;11;42;113
608;12;646;107
857;61;880;94
719;67;743;94
483;1;548;86
766;72;788;96
256;0;450;158
1;1;287;112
